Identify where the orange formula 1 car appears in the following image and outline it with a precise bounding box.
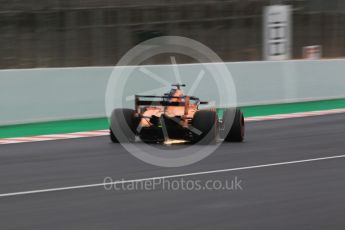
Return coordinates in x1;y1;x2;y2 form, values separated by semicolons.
110;84;244;144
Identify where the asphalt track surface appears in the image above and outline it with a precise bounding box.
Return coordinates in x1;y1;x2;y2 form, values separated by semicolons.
0;114;345;229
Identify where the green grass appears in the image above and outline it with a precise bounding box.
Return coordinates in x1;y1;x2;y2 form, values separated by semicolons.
1;98;345;138
242;98;345;117
0;118;108;138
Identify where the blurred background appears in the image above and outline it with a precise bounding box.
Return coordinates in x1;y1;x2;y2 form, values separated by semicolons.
1;0;345;68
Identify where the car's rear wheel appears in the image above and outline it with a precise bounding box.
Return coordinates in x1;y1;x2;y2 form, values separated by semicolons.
223;108;244;142
110;129;118;143
191;110;218;144
110;108;138;143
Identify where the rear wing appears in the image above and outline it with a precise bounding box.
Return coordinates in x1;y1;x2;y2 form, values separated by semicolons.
135;95;208;112
135;95;206;105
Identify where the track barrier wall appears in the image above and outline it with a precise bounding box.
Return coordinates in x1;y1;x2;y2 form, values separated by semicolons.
1;59;345;125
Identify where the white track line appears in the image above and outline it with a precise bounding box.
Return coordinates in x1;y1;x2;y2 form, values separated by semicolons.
1;154;345;198
0;130;109;145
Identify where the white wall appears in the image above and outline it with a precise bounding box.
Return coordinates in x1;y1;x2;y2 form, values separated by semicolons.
230;59;345;105
1;59;345;125
0;67;112;125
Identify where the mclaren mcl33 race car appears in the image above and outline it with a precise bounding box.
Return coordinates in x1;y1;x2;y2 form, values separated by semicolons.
110;84;244;144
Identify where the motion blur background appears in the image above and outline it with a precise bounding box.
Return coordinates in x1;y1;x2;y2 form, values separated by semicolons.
0;0;345;68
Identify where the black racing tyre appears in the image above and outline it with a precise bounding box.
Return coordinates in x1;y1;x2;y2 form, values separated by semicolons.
110;108;138;143
191;110;218;144
223;108;244;142
110;128;118;143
